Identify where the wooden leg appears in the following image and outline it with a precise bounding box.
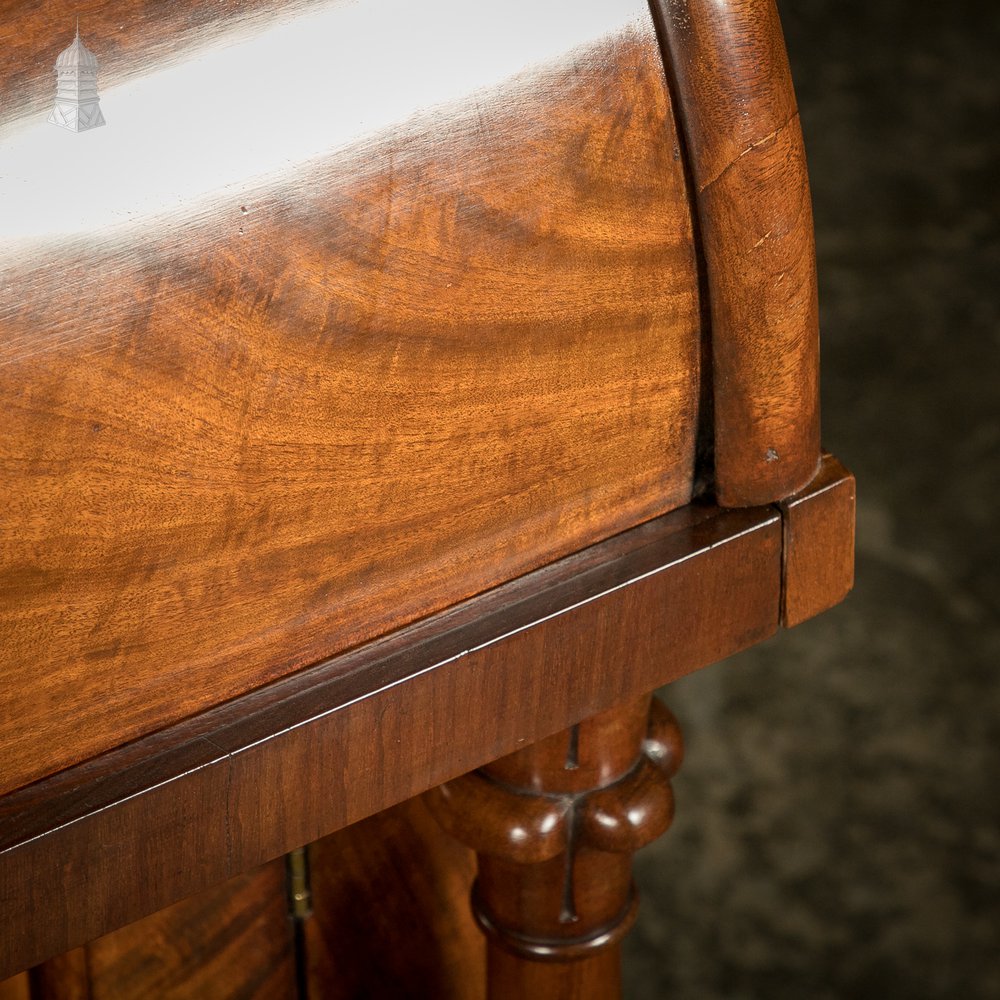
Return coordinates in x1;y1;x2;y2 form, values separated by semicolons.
426;695;683;1000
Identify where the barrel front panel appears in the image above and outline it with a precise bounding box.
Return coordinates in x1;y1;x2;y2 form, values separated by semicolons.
0;4;701;794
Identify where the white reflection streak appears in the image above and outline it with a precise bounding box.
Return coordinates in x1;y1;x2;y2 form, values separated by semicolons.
0;0;642;248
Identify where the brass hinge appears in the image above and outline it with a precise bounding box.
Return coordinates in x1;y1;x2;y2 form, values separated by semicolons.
286;847;313;921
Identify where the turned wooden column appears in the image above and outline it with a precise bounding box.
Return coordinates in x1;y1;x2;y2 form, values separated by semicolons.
426;695;682;1000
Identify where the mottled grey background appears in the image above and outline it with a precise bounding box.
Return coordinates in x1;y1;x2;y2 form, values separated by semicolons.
627;1;1000;996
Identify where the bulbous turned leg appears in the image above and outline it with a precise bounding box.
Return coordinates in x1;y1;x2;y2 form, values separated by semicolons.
425;695;683;1000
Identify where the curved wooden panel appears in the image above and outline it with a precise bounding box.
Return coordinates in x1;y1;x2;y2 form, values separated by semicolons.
0;4;701;795
651;0;821;506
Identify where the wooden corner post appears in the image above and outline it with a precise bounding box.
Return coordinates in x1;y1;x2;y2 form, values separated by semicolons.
426;695;683;1000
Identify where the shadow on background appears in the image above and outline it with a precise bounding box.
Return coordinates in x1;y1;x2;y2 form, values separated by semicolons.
628;1;1000;997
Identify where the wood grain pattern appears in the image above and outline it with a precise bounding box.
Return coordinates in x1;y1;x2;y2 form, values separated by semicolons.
305;797;485;1000
25;798;483;1000
0;6;850;993
650;0;821;506
780;453;856;627
28;860;296;1000
0;499;782;979
0;19;701;797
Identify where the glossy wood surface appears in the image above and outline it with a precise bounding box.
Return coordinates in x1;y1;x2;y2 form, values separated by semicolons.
0;5;701;797
1;454;854;982
651;0;821;506
0;496;788;980
0;3;852;991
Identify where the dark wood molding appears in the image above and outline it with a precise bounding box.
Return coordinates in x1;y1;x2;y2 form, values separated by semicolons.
1;498;780;979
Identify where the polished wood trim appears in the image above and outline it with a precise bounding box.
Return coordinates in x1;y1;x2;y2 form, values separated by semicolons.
780;454;856;627
650;0;822;506
0;499;782;979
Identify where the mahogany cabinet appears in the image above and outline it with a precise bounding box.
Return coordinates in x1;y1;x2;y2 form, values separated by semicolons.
0;1;854;997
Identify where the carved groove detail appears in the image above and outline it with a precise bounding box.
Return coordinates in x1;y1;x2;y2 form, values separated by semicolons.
471;881;640;962
426;697;683;964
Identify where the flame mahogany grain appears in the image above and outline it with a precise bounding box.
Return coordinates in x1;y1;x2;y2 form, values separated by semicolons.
0;21;701;797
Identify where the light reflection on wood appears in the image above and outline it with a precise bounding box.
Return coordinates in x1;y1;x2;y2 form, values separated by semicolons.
1;0;646;248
